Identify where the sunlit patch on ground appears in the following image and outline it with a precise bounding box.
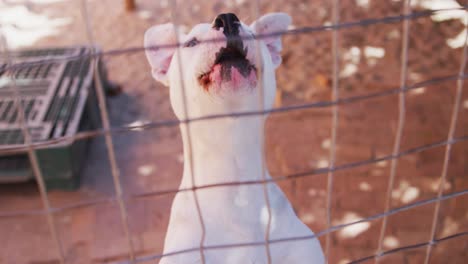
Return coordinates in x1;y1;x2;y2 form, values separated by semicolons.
321;138;331;150
409;87;427;95
300;212;316;224
383;235;400;249
159;0;169;8
340;63;359;78
409;72;423;82
359;181;372;191
355;0;370;9
364;46;385;57
386;28;400;40
138;165;156;177
137;10;152;20
192;4;201;12
447;29;468;49
338;259;351;264
441;217;459;237
429;178;452;192
375;160;388;168
391;180;420;204
312;158;330;169
341;46;361;78
416;0;466;23
336;212;371;239
307;188;326;197
371;169;384;177
0;1;71;48
413;0;467;49
364;46;385;66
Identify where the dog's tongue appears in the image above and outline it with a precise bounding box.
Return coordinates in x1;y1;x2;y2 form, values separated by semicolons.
210;64;256;89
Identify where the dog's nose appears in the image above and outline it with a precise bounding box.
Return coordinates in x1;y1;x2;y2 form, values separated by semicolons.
212;13;240;36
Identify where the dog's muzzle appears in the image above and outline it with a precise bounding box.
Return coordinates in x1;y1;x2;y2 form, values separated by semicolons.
198;13;257;91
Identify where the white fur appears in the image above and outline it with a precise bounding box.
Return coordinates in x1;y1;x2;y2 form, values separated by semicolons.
145;13;324;264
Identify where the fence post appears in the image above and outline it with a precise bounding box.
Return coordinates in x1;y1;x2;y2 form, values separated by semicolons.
125;0;136;11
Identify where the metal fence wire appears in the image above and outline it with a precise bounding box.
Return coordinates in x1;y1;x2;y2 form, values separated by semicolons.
0;0;467;263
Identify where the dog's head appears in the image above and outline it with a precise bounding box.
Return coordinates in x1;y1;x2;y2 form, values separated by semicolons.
144;13;291;119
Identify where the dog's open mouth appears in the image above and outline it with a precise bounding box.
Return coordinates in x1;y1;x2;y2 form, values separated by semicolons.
198;45;257;91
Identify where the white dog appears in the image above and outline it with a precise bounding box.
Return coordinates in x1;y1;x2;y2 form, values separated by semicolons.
145;13;324;264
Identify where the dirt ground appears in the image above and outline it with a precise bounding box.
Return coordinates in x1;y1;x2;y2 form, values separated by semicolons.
0;0;467;263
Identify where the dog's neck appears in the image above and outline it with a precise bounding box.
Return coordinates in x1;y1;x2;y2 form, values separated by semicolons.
179;115;268;188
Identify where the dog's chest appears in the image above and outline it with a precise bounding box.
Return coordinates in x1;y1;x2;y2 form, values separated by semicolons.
170;183;289;242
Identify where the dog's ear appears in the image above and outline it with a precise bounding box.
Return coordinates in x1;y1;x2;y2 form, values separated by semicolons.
144;23;184;86
250;13;291;68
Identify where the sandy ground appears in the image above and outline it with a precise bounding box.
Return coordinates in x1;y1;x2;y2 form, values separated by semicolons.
0;0;467;263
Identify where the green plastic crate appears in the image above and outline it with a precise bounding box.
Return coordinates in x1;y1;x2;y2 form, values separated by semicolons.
0;46;104;190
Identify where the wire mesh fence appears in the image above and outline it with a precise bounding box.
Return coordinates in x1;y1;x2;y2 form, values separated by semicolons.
0;0;467;263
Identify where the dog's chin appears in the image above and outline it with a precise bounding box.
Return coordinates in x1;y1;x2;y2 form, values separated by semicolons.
198;49;257;94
